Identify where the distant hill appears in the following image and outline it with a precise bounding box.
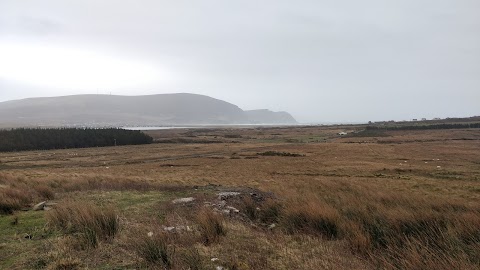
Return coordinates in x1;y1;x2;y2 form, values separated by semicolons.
0;93;297;127
245;109;297;124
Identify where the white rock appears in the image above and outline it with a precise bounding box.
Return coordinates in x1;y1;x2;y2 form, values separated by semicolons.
217;192;240;200
163;226;175;232
226;206;240;213
211;258;219;262
32;201;47;211
172;197;195;204
147;232;154;237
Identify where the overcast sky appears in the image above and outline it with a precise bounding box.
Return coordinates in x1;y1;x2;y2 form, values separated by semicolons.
0;0;479;123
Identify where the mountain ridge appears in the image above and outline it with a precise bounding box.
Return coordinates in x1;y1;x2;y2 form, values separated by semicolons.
0;93;297;127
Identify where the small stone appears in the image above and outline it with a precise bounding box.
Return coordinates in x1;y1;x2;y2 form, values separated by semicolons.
211;258;219;262
268;223;276;230
147;232;153;237
163;226;175;232
226;206;240;213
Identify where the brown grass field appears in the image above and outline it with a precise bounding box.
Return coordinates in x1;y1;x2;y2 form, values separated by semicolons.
0;125;479;269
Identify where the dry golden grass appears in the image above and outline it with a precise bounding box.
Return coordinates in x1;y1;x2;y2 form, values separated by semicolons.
135;232;174;267
0;126;479;269
195;208;226;246
0;174;55;214
47;201;119;249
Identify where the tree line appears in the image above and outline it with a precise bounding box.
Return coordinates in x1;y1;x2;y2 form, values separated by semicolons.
0;128;153;152
366;122;480;131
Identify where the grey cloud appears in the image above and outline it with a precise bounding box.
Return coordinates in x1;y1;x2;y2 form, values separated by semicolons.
0;0;479;123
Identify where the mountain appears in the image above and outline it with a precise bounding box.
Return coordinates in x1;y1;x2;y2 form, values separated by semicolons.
245;109;297;124
0;93;297;127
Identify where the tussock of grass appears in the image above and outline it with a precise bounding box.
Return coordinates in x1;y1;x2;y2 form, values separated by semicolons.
32;185;55;200
0;188;28;214
136;233;174;267
47;256;81;270
196;208;226;245
0;177;54;214
276;186;480;268
282;201;340;239
240;197;282;224
259;199;283;224
240;196;258;220
47;201;119;248
181;247;204;270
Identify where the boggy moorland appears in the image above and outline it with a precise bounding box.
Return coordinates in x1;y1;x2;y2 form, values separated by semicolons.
1;125;479;269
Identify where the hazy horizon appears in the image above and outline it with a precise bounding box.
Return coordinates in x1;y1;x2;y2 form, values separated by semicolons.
1;0;479;123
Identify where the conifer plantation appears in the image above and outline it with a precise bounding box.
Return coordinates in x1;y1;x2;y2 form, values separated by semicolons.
0;128;153;152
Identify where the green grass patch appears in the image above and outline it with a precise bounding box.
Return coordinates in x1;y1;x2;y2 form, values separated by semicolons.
0;210;54;269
